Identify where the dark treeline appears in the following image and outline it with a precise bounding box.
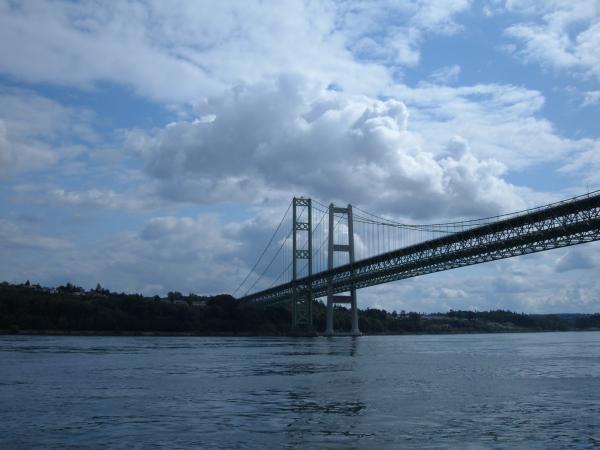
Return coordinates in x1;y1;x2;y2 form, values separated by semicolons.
1;281;600;335
0;282;289;335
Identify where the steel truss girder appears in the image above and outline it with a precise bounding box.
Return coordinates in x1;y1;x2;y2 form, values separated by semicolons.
241;194;600;305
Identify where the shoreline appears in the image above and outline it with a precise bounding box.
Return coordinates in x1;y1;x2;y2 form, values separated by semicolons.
2;328;599;337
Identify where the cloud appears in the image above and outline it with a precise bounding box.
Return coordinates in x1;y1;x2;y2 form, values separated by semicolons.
62;213;274;296
341;0;471;67
0;88;94;176
0;212;246;295
0;1;222;103
429;64;461;84
126;76;534;220
139;215;238;254
558;140;600;186
45;188;155;212
582;90;600;107
0;218;71;251
502;1;600;81
555;248;596;273
10;182;160;212
0;206;299;296
396;82;592;172
0;1;374;101
0;0;476;103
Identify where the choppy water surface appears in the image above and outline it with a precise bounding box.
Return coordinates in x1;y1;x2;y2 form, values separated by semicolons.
1;332;600;449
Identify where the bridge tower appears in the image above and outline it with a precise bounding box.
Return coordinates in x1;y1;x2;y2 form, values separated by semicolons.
325;203;360;336
292;197;313;331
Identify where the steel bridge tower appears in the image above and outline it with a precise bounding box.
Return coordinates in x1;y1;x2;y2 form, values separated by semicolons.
325;203;360;336
292;197;313;330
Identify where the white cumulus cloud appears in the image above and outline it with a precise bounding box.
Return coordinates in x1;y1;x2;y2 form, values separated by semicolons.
127;76;530;220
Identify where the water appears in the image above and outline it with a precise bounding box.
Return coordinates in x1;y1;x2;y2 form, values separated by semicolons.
1;332;600;449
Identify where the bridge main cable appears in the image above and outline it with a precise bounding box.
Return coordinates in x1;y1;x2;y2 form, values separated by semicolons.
240;191;600;305
233;200;292;297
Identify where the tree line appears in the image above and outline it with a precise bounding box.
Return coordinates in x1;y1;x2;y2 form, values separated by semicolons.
1;282;599;335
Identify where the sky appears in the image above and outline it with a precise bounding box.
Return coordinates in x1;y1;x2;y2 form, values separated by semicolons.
1;0;600;313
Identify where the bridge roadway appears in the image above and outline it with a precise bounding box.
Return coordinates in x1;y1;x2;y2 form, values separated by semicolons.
240;192;600;305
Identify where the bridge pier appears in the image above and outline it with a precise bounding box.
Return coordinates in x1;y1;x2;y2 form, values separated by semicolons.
325;203;360;336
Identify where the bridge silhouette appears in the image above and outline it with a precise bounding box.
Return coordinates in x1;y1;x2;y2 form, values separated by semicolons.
235;191;600;335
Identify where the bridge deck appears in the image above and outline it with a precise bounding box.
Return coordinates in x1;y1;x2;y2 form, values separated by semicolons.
240;193;600;305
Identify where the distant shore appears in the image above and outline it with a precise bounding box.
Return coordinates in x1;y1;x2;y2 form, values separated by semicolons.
3;328;599;337
3;281;600;336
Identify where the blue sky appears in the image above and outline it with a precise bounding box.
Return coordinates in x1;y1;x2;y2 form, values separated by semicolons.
1;0;599;313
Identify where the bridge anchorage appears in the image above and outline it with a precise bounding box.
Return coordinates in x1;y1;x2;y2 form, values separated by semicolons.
236;191;600;336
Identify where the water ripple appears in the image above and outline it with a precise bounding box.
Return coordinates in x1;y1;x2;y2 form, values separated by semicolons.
1;332;599;449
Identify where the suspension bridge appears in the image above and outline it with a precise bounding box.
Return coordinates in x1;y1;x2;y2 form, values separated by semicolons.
234;191;600;335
